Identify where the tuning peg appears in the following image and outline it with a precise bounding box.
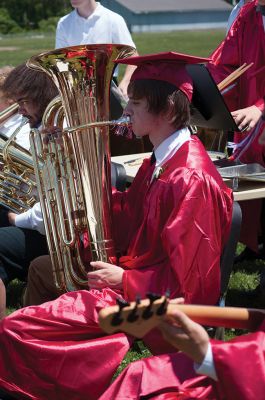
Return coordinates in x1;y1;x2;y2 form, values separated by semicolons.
156;290;170;316
116;298;130;308
146;293;161;302
142;293;161;320
156;298;168;315
127;296;141;323
111;298;130;326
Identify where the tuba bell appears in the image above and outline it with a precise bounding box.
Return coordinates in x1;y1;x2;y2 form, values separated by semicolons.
0;104;38;213
27;44;135;292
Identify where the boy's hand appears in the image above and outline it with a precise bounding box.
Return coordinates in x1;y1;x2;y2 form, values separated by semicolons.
159;308;209;364
88;261;124;290
232;105;262;132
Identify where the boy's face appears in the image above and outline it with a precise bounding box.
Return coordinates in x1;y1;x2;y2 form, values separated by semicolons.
15;96;41;128
70;0;91;8
125;95;161;138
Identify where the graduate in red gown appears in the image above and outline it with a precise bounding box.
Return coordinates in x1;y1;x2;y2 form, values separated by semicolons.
99;302;265;400
207;0;265;156
207;0;265;256
0;52;232;400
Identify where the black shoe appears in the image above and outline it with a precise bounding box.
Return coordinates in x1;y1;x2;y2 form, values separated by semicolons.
234;247;263;264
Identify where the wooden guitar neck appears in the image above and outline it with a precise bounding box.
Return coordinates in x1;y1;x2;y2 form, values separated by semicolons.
99;296;265;338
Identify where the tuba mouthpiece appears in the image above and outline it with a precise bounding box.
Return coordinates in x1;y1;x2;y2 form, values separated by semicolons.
113;114;133;139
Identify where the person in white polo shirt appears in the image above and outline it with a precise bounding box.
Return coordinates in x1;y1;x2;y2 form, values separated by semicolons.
55;0;138;97
55;0;148;156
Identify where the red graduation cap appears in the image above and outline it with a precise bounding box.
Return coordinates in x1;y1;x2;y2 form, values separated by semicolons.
115;51;211;102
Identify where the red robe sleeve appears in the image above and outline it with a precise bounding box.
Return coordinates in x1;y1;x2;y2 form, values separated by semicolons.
207;9;242;112
207;2;265;114
212;321;265;400
99;323;265;400
99;352;215;400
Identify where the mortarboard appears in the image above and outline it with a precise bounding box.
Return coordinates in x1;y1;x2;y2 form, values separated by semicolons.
115;51;210;102
115;51;238;131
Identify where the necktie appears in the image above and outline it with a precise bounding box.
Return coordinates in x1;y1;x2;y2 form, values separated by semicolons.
150;151;156;165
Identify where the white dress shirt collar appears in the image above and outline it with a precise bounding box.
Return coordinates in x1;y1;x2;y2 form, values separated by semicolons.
74;2;101;21
153;127;191;167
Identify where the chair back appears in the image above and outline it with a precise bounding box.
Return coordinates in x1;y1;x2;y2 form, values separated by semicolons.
220;201;242;304
214;201;242;340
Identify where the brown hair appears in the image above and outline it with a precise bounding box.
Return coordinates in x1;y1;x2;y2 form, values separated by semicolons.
128;79;191;130
2;63;58;119
0;66;14;87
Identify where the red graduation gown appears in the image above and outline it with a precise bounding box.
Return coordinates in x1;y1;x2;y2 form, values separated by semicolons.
207;1;265;251
0;137;232;399
208;0;265;111
99;320;265;400
207;0;265;158
113;136;232;307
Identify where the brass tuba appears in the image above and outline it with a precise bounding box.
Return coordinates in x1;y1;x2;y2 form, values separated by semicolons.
0;104;38;212
27;44;135;292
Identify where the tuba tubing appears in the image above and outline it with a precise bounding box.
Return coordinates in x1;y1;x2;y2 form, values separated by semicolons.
28;44;136;291
0;103;19;127
0;105;38;213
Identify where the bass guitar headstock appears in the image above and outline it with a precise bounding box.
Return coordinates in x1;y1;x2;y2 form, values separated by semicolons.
99;293;265;337
99;293;169;338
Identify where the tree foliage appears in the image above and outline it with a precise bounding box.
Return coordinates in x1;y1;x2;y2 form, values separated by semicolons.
0;7;22;34
0;0;71;32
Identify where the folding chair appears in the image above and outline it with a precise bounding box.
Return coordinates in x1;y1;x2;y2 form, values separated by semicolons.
111;161;127;192
214;201;242;339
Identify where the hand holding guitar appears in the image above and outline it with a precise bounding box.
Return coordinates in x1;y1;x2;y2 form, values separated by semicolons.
159;307;209;364
99;293;265;339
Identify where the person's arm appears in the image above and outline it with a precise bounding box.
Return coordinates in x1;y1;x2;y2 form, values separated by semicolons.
8;202;45;235
211;326;265;400
159;308;209;364
259;111;265;145
159;308;218;381
111;14;138;97
254;97;265;113
193;342;217;380
87;260;124;290
207;9;243;110
231;105;263;132
118;58;138;98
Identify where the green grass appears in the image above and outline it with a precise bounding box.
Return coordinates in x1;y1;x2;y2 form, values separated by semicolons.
0;33;54;66
2;28;265;372
133;30;225;57
0;29;226;67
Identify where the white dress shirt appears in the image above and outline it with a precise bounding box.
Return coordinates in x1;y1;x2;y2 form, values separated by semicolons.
194;343;218;381
1;119;45;235
151;127;191;182
1;114;45;234
55;2;136;77
15;202;45;235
